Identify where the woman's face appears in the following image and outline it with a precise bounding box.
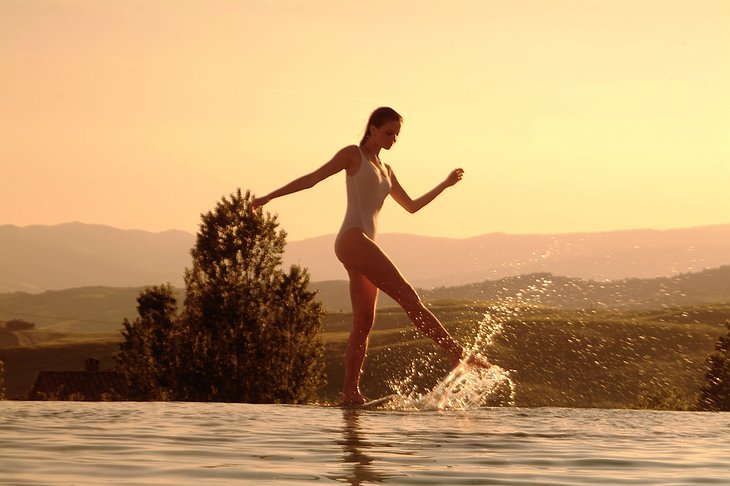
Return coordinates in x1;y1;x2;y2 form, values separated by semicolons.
370;120;401;150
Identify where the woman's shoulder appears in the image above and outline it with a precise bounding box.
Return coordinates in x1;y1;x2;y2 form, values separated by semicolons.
332;144;363;175
344;144;365;162
332;144;361;159
343;144;362;156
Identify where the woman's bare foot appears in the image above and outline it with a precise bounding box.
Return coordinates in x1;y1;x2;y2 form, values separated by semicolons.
464;352;493;368
338;392;369;406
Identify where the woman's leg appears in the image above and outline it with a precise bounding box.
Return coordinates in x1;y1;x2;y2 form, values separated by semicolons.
336;229;467;366
341;269;379;404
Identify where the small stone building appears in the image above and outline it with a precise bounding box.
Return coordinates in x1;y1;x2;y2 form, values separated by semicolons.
29;357;127;401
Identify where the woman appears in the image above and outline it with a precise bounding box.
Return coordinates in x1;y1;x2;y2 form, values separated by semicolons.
253;107;491;405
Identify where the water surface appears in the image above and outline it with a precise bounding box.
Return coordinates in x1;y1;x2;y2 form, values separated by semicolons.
1;401;728;485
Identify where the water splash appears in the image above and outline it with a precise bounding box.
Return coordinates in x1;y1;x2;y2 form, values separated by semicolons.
386;309;517;410
396;364;515;411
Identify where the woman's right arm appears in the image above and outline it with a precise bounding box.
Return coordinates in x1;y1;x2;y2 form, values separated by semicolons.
252;145;357;209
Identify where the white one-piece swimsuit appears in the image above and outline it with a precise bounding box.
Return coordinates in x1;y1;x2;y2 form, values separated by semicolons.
334;146;392;251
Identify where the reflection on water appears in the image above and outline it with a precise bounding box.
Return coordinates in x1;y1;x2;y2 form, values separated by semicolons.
330;409;391;485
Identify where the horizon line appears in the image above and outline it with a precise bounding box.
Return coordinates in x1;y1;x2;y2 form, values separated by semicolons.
3;220;730;241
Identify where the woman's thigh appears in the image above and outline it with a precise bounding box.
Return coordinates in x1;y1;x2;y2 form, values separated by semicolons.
336;229;418;303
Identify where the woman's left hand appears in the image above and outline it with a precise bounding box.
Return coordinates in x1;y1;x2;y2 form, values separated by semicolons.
445;168;464;186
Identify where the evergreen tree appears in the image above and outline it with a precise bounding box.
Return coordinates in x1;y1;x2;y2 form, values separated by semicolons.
116;189;324;403
115;285;179;400
697;320;730;411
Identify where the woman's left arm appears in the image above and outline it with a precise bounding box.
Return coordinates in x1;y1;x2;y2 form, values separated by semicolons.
389;166;464;213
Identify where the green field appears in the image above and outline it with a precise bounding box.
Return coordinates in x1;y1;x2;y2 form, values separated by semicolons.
3;301;728;409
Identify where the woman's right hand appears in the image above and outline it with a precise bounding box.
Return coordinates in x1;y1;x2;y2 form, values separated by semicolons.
445;168;465;187
251;196;270;211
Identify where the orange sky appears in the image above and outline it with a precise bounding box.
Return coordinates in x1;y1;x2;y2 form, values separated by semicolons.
2;0;729;240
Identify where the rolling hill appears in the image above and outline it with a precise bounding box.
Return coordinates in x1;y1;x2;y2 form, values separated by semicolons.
1;266;729;335
422;265;730;310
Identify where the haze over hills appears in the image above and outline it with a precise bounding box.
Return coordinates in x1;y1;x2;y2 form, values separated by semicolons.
1;222;730;293
0;223;194;293
288;226;730;287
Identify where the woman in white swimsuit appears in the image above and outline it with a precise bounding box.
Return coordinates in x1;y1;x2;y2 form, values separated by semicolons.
253;107;491;405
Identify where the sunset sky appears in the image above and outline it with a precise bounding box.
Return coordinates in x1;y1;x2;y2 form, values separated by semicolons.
2;0;728;241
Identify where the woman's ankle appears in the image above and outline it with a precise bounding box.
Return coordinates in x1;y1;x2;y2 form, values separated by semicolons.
339;391;367;405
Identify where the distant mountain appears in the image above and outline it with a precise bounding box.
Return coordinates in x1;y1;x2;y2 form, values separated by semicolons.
0;222;194;293
1;222;730;292
291;226;730;287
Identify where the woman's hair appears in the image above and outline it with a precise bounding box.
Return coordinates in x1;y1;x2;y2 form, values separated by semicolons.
360;107;403;146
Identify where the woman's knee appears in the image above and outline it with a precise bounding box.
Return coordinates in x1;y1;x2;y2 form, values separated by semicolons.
351;309;375;335
354;310;375;328
349;324;371;348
